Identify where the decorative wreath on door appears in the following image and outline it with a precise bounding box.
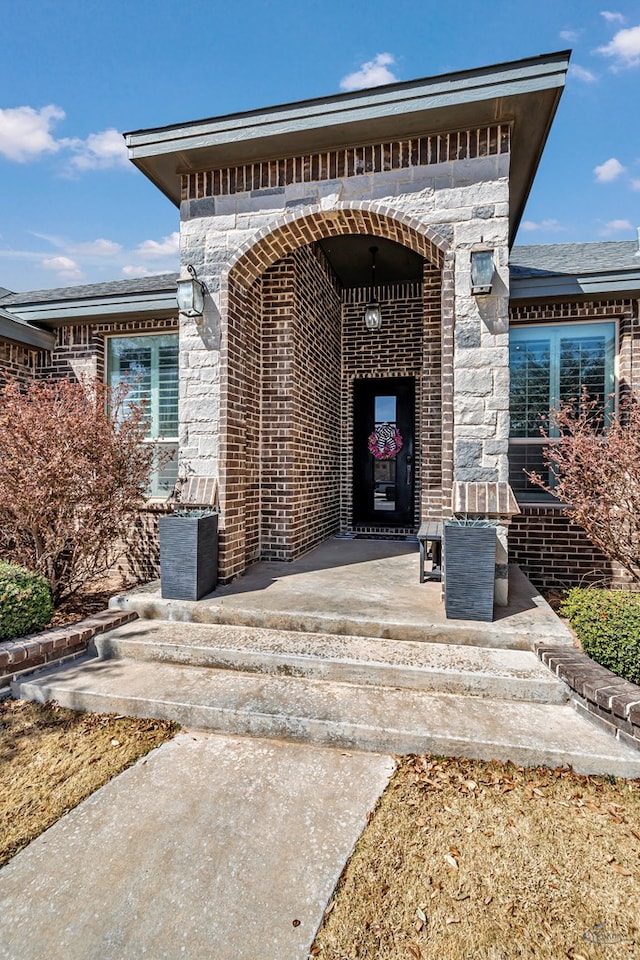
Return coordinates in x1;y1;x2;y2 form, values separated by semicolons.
368;425;403;460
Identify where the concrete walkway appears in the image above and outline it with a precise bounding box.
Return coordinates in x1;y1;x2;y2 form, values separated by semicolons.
0;732;394;960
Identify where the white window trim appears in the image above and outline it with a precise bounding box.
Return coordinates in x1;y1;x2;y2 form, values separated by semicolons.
105;330;179;501
509;317;619;505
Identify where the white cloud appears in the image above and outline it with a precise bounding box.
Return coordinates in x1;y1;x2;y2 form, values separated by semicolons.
560;28;581;41
0;105;65;162
134;232;180;259
0;105;130;173
122;264;169;278
1;228;178;289
569;64;598;82
520;218;567;233
594;157;626;181
340;53;398;92
631;178;640;190
31;232;124;259
41;255;85;281
65;128;129;172
596;24;640;67
73;238;123;257
601;10;626;23
599;218;634;235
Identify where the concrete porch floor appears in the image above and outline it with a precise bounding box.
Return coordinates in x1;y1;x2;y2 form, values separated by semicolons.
111;538;574;649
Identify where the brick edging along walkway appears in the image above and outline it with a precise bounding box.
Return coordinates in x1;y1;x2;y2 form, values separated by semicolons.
0;609;138;693
535;641;640;752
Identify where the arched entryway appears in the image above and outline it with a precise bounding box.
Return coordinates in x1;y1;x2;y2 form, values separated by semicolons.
217;204;454;581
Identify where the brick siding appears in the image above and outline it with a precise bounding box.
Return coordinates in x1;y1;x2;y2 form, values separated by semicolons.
15;317;179;583
0;341;38;385
218;239;444;579
509;298;640;588
218;276;262;580
341;265;442;533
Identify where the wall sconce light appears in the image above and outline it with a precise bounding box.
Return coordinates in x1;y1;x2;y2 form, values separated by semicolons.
364;245;382;330
176;264;207;317
470;249;495;295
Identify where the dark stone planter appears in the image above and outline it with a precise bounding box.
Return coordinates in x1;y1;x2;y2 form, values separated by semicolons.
443;521;497;622
159;513;218;601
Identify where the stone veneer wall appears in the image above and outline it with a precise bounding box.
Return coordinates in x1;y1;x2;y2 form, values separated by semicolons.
0;342;38;384
509;297;640;589
177;123;511;580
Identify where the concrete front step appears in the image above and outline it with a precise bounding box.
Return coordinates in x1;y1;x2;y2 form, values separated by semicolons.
108;560;575;652
93;620;569;704
109;588;537;649
12;655;640;776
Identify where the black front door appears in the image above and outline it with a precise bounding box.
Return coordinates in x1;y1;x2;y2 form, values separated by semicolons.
353;378;415;527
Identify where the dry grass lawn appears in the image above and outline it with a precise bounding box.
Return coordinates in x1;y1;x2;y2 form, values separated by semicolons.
0;698;178;868
313;755;640;960
3;690;640;958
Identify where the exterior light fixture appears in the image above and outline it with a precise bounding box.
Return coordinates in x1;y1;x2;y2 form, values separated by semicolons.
364;245;382;330
176;264;206;318
470;249;495;295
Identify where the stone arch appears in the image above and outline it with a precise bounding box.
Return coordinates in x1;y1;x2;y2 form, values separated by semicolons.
217;202;455;582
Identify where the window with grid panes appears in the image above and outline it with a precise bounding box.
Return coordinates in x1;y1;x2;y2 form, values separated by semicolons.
107;333;179;497
509;321;615;501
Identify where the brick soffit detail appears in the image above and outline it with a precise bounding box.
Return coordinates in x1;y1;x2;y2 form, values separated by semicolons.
182;124;511;201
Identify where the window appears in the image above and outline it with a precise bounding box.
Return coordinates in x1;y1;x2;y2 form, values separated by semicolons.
107;333;179;498
509;321;615;501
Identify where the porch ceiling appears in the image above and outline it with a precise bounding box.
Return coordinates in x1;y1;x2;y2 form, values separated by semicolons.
317;235;424;287
125;51;570;245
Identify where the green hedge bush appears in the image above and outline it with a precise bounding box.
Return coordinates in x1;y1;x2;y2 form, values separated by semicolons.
0;562;53;642
560;587;640;685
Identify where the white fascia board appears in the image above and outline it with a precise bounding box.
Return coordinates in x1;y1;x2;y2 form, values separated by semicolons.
0;312;56;350
10;291;178;325
578;272;640;295
510;271;640;300
126;53;570;160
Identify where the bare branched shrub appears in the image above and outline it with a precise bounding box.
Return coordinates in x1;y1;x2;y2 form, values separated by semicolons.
529;390;640;583
0;377;154;603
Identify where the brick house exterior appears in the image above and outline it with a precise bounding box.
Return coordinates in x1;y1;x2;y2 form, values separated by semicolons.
2;51;639;596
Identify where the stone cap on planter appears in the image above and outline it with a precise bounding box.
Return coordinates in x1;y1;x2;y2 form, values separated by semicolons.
452;482;520;518
171;476;219;511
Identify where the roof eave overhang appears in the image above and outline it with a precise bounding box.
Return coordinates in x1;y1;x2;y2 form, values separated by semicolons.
9;290;178;326
125;50;570;245
0;310;56;350
510;270;640;301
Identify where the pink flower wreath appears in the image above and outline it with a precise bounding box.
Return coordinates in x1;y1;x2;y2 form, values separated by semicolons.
368;426;403;460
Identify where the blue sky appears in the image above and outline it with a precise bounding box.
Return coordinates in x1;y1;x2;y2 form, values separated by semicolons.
1;0;638;293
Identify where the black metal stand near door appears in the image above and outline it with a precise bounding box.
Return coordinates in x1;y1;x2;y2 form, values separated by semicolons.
353;378;415;527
